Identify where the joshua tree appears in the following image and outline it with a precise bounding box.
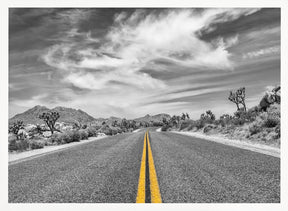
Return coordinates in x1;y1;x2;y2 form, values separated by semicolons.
181;113;186;120
170;115;178;127
73;120;82;130
112;120;118;127
121;118;128;129
200;110;216;122
228;87;246;111
162;117;168;125
176;116;181;124
9;120;25;139
131;120;137;129
39;111;61;134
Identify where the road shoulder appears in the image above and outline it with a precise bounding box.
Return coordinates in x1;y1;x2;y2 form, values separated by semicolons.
170;131;280;158
9;136;107;164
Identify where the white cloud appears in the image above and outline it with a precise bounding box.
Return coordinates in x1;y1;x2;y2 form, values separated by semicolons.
42;8;259;91
34;8;264;118
103;9;244;70
242;46;280;59
63;70;166;90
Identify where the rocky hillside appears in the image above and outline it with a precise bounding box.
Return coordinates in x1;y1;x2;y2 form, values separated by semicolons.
9;105;96;125
134;113;171;123
9;105;171;127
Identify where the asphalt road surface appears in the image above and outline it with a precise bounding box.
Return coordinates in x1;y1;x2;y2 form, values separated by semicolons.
9;130;280;203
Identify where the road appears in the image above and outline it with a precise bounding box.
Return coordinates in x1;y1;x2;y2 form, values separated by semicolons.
9;130;280;203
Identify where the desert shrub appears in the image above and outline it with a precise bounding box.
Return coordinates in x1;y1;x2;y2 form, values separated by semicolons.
67;131;81;142
200;110;215;124
195;119;205;129
249;122;262;135
17;139;29;151
79;129;89;140
59;133;71;144
100;125;112;135
29;140;44;149
116;127;123;134
42;138;54;146
9;120;25;137
87;127;98;137
161;124;169;131
153;122;163;127
49;131;81;144
219;114;233;127
231;117;246;126
267;104;280;115
9;138;29;152
50;133;62;144
179;120;194;130
110;126;123;135
111;128;118;135
263;104;280;128
64;132;74;143
233;108;259;126
203;124;217;133
8;133;17;142
263;117;279;128
275;124;280;138
8;135;18;151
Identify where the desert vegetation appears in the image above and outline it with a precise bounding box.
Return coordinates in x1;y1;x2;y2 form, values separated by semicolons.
8;85;281;152
161;86;281;147
8;111;141;152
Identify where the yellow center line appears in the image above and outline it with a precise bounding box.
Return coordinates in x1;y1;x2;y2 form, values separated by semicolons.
136;131;147;203
147;131;162;203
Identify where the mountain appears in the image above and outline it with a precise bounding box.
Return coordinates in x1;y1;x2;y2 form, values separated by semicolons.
134;113;171;123
9;105;50;125
9;105;96;125
53;106;96;124
9;105;171;127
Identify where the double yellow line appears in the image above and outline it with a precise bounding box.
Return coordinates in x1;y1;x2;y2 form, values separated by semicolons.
136;131;162;203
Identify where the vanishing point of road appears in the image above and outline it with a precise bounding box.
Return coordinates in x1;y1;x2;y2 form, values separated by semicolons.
9;129;280;203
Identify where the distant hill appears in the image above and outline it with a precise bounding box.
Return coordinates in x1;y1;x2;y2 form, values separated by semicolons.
134;113;171;123
92;116;122;126
9;105;96;125
9;105;171;127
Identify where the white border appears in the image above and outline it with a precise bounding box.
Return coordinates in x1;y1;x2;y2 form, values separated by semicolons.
1;1;288;211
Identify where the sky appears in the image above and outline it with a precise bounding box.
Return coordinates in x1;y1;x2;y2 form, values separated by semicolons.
9;8;280;119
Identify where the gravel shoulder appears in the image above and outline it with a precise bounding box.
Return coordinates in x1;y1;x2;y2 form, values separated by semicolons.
171;131;280;158
9;135;107;164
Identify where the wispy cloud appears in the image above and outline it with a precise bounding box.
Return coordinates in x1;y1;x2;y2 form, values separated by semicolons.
9;8;280;118
242;46;280;59
42;9;259;91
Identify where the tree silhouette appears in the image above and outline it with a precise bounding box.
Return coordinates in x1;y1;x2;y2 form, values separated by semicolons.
9;121;25;139
228;87;246;111
39;111;61;134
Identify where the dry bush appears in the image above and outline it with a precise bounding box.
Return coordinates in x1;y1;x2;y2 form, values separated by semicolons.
87;127;98;137
29;140;44;149
263;104;280;128
249;122;262;135
8;138;29;152
79;129;89;140
179;120;195;130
